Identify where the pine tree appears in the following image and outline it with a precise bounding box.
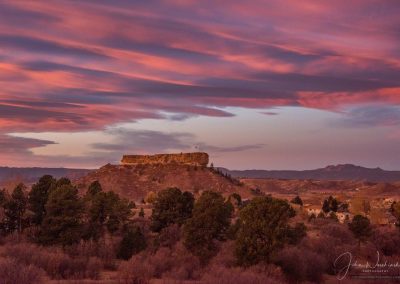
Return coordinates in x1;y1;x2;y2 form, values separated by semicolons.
39;184;84;246
117;226;146;260
322;199;330;213
4;183;28;234
234;196;296;266
28;175;56;225
183;191;233;263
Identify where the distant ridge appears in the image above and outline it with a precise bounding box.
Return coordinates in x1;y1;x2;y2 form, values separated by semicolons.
0;167;91;187
219;164;400;182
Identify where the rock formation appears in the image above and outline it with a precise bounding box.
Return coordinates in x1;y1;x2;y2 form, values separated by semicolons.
121;152;209;167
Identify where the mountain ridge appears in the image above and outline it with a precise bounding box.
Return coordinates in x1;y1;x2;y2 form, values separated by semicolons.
218;164;400;182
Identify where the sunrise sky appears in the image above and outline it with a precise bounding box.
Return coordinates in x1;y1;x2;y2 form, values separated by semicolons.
1;1;400;169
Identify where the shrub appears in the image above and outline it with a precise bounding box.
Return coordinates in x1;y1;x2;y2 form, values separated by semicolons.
117;226;147;260
202;265;283;284
1;242;102;279
118;242;200;282
0;257;45;284
66;237;118;269
274;246;327;283
372;227;400;256
156;224;181;248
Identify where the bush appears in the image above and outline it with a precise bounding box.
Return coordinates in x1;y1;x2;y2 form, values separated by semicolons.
117;226;147;260
202;265;282;284
1;242;102;279
156;224;181;248
66;237;118;269
118;242;200;282
0;257;45;284
274;246;327;283
371;227;400;256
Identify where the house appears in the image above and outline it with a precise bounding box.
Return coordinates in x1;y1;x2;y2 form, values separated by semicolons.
337;212;351;223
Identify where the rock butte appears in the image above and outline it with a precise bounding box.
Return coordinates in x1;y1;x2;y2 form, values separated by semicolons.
121;152;209;167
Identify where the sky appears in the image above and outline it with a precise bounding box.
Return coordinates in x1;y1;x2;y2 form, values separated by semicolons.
0;0;400;170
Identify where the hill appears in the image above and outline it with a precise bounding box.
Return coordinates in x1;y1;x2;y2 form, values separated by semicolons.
220;164;400;182
76;163;248;201
0;167;91;189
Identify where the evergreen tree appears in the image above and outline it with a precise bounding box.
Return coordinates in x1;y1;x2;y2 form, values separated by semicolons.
3;183;28;234
150;188;194;232
117;226;146;260
290;195;303;206
86;180;102;196
235;196;296;266
348;215;372;245
139;208;145;218
85;190;134;239
331;198;339;212
39;184;84;246
322;199;330;213
183;191;233;263
28;175;56;225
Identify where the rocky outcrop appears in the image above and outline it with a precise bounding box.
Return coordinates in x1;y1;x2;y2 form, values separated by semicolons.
121;152;209;167
76;163;249;201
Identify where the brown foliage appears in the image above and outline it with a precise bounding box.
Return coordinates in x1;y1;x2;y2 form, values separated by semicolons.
1;242;102;280
0;257;45;284
371;226;400;256
65;237;119;270
201;265;283;284
274;246;327;283
118;242;200;283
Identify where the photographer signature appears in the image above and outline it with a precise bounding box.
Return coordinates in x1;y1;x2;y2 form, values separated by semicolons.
334;251;400;280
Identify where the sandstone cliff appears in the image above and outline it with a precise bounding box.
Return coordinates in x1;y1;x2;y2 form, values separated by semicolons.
121;152;209;167
76;163;249;201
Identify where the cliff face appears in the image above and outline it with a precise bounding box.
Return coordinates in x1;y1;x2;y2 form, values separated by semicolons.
121;152;209;167
76;163;249;201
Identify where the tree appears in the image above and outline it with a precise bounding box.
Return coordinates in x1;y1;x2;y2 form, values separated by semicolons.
3;183;28;234
183;191;233;263
229;193;242;207
322;200;330;213
150;188;194;232
39;184;84;246
86;180;102;196
117;226;146;260
28;175;56;225
329;212;339;222
390;202;400;226
235;196;296;266
348;215;372;245
322;196;339;213
290;196;303;206
139;208;145;218
86;190;134;239
55;177;72;187
0;189;7;206
331;198;338;212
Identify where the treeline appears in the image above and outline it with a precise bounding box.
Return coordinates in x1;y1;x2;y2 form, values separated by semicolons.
0;176;307;267
0;175;138;257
